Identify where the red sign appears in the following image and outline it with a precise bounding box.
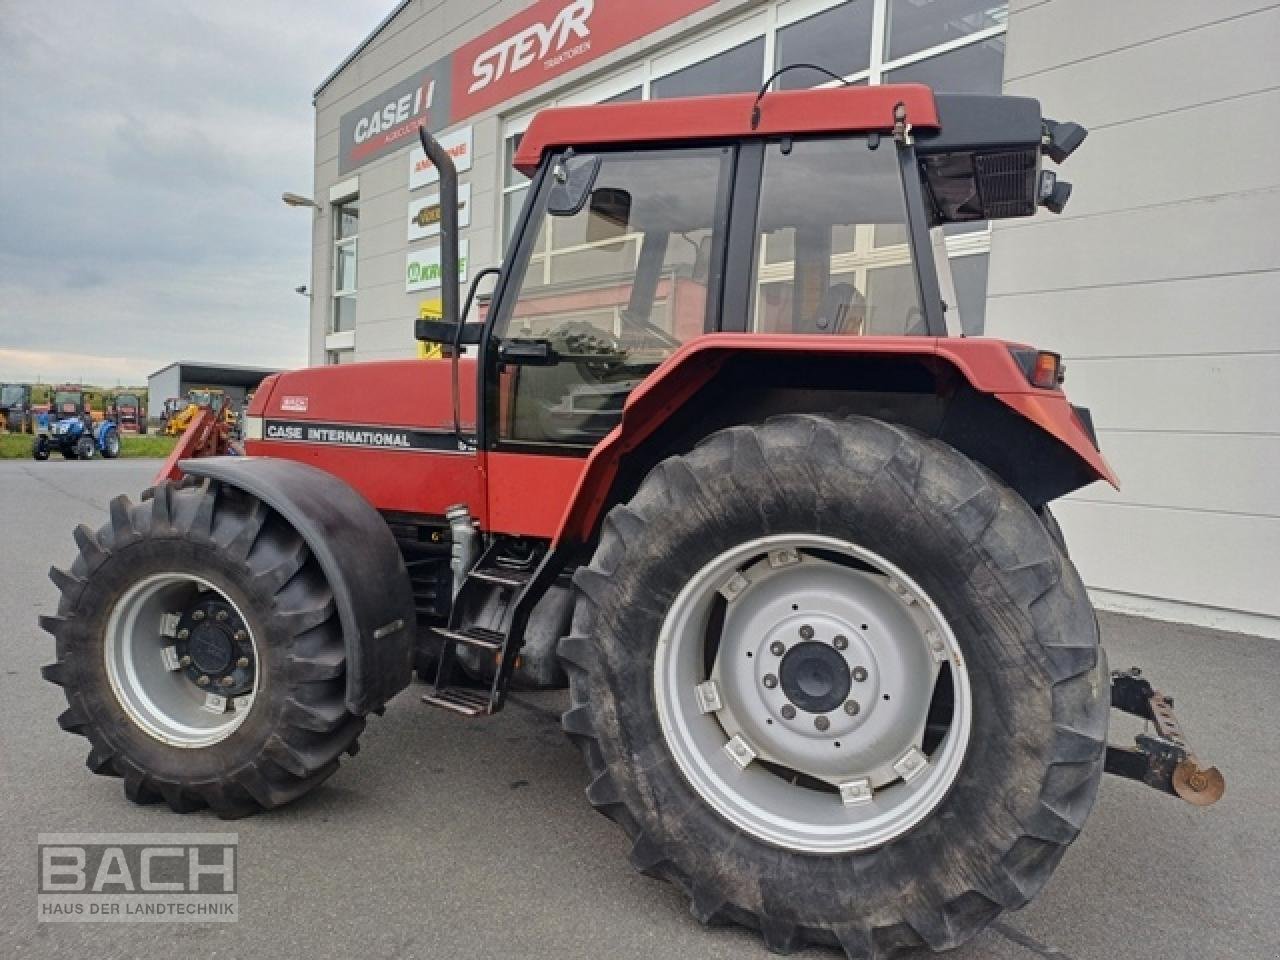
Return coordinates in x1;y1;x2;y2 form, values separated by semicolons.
451;0;717;119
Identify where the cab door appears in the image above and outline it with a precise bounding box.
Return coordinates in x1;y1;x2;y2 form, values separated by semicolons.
481;145;736;538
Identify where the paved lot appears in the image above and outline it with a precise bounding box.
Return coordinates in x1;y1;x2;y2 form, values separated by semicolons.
1;458;1276;960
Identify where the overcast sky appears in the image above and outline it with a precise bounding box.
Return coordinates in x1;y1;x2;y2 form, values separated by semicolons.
0;1;392;386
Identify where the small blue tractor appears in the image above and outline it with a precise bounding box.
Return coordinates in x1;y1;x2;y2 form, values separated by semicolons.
33;390;122;461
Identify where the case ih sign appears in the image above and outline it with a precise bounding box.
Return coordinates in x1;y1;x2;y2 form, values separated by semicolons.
337;0;716;173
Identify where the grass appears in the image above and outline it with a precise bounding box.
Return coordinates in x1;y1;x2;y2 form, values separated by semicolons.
0;431;179;459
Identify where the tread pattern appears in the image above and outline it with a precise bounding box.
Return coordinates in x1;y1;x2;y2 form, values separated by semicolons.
556;415;1107;959
42;480;366;818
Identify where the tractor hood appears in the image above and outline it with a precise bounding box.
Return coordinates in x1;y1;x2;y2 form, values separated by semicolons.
248;358;477;434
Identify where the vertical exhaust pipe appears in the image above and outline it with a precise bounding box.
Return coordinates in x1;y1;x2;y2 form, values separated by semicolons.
417;126;459;328
417;125;463;440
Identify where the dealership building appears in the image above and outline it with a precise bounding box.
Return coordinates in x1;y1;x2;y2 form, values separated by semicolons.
305;0;1279;638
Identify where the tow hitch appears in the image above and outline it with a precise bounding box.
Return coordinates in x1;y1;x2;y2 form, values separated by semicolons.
1105;668;1225;806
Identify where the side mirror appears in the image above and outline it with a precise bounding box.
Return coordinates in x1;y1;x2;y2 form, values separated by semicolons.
547;154;601;217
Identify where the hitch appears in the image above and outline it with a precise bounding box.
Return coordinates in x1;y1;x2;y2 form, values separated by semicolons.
1105;668;1224;806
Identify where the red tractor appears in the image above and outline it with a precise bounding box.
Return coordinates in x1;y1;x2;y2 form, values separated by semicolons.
43;83;1220;957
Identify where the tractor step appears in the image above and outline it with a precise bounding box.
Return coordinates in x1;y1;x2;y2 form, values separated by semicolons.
418;540;557;719
421;686;493;717
467;567;531;589
432;625;505;652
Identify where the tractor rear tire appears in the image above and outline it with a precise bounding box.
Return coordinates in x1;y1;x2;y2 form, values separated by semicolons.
42;480;366;817
33;436;50;461
73;435;94;460
557;415;1107;958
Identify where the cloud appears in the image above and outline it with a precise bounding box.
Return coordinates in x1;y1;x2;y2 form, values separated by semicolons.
0;0;392;385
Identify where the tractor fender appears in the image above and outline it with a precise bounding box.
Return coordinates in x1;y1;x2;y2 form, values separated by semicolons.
178;456;415;715
555;334;1117;545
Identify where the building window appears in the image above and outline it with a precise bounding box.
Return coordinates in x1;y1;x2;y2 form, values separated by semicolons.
332;198;358;333
775;1;874;88
883;33;1006;93
651;36;766;99
326;349;356;365
886;0;1007;62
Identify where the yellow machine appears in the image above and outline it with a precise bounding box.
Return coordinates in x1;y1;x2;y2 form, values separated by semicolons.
163;389;235;435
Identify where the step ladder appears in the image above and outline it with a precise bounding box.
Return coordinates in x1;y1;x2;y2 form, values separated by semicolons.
421;542;550;716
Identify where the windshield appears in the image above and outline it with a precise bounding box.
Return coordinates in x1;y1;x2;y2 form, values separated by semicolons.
116;394;139;407
1;386;24;406
749;137;928;335
54;391;81;412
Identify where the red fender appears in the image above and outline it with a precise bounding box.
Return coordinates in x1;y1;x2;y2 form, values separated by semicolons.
554;335;1116;545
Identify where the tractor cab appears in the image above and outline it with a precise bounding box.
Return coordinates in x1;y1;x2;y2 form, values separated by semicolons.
418;85;1083;451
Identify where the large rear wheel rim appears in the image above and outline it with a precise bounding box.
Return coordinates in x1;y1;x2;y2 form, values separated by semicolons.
654;533;971;854
105;573;261;748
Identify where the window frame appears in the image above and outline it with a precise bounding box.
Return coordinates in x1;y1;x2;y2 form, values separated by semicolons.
331;197;358;336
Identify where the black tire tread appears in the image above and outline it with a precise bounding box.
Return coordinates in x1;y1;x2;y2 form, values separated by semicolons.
42;479;366;818
556;414;1106;959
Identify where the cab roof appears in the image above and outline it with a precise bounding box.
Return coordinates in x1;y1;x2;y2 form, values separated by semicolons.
512;84;941;174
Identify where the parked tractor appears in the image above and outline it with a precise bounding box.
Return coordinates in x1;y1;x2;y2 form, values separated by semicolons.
1;383;35;433
42;83;1221;958
109;392;146;434
33;409;121;460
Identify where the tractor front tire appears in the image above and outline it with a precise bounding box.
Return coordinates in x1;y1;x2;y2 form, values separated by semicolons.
558;415;1107;958
42;480;366;817
73;435;94;460
101;426;121;459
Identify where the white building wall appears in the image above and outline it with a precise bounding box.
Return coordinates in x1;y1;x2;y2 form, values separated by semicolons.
988;0;1280;637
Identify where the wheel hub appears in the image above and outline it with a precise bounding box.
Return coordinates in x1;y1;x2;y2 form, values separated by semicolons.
655;535;972;853
174;598;254;696
778;641;851;714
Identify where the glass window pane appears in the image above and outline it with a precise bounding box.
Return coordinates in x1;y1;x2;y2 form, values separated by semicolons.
776;1;874;89
865;264;923;334
497;148;730;444
751;138;921;335
652;37;765;99
602;86;643;104
504;134;527;188
334;201;359;240
949;252;988;335
503;186;530;250
331;295;356;333
885;35;1005;92
334;242;356;293
887;0;1007;61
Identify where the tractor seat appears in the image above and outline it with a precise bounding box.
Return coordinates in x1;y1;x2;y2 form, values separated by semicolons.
801;282;866;336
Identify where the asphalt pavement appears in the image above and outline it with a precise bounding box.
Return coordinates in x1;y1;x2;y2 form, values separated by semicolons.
1;458;1276;960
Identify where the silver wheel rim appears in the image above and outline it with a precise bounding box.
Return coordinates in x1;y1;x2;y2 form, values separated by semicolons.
654;534;971;853
105;573;260;748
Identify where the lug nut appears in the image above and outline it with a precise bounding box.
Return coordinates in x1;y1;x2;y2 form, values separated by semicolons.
781;704;796;720
770;641;786;657
236;656;250;669
798;624;814;640
196;675;210;686
833;634;848;651
234;629;247;642
215;610;229;622
814;716;830;732
218;676;234;687
179;654;192;666
192;610;205;621
762;674;778;689
177;628;190;640
844;700;860;716
852;666;868;683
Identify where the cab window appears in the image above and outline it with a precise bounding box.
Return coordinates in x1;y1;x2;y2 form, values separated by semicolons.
494;147;731;447
751;137;925;336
